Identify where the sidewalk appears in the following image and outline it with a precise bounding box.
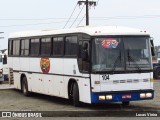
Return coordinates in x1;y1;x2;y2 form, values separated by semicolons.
0;84;15;89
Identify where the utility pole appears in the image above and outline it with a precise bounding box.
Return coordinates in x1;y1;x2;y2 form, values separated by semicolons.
78;0;96;26
86;0;89;26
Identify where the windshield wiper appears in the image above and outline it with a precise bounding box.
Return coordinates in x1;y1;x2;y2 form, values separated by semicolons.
127;49;141;72
111;51;122;72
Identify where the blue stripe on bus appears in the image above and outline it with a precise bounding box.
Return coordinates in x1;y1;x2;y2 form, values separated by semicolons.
91;90;154;103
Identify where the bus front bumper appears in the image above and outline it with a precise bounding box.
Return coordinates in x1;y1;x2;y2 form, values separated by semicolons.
91;90;154;103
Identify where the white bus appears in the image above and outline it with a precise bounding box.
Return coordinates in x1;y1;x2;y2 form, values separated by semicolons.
8;26;154;106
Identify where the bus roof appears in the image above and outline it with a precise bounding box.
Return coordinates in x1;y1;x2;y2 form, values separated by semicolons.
9;26;149;39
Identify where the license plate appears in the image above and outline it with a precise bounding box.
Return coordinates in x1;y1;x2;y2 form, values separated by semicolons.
122;94;132;99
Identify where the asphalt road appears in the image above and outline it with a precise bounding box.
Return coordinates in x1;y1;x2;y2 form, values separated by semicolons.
0;80;160;119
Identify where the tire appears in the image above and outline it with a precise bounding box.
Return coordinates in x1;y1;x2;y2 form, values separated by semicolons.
154;68;160;79
122;101;130;106
73;82;80;107
22;77;30;96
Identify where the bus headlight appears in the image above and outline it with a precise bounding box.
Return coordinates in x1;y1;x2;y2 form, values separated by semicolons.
146;93;152;98
99;96;105;100
140;93;146;98
106;95;112;100
140;93;152;98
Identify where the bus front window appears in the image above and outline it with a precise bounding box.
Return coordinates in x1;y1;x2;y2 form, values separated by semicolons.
92;38;124;72
124;37;151;71
92;36;152;73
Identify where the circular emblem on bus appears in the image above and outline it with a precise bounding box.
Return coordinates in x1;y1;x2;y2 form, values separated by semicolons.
40;58;50;74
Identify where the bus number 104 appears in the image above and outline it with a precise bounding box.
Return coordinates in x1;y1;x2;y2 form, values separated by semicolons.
102;75;110;80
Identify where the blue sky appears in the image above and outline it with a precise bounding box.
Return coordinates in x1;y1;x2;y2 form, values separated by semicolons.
0;0;160;49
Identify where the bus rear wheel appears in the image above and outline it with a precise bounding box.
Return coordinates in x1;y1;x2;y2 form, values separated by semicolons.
22;77;30;96
73;82;80;107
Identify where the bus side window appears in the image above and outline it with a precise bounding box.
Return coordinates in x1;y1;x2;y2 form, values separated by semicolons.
53;37;64;56
21;39;29;56
65;36;78;56
13;40;20;56
30;38;40;56
41;38;51;56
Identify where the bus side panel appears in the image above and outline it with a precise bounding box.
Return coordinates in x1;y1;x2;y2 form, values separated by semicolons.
43;74;64;97
28;58;43;93
78;77;91;103
29;73;44;93
13;72;21;89
50;58;64;97
50;58;64;74
7;57;13;70
29;58;41;73
12;57;20;70
20;58;29;71
12;57;20;89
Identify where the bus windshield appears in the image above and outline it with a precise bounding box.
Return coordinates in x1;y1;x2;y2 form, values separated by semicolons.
92;36;152;73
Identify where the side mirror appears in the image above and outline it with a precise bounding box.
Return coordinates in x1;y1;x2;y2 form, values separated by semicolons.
150;38;155;56
3;55;7;65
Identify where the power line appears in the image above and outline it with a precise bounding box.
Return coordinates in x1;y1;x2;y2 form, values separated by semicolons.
90;15;160;20
0;17;79;21
0;20;79;28
77;14;86;27
63;4;78;29
0;14;159;21
0;15;160;28
70;5;85;28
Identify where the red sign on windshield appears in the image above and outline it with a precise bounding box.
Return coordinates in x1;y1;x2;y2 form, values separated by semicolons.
101;38;119;48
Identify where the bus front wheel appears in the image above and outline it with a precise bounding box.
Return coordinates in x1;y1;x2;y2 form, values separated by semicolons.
154;67;160;79
73;82;80;107
22;77;30;96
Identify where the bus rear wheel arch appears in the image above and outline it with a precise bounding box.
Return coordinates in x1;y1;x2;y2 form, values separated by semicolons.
21;75;30;96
